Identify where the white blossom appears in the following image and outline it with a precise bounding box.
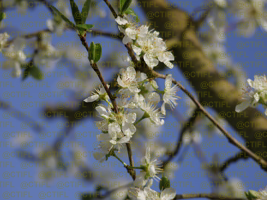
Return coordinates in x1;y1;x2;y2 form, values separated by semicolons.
83;84;109;102
134;146;163;187
33;32;61;66
161;74;180;115
235;75;267;114
2;37;27;77
0;32;9;52
139;101;164;126
231;0;267;37
117;66;140;94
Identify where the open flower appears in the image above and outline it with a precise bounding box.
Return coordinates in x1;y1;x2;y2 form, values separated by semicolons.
134;146;163;187
161;74;180;115
235;75;267;114
117;66;140;94
0;32;9;52
33;32;61;66
83;84;109;102
231;0;267;37
2;37;27;77
139;101;164;126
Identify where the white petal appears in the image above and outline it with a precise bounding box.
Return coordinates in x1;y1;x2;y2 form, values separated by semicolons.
132;45;142;55
96;106;109;118
147;92;161;104
161;102;166;115
160;188;176;200
117;76;126;87
122;36;132;44
165;74;172;88
235;101;251;112
83;94;99;102
125;113;137;124
115;16;128;25
164;61;174;69
122;123;136;137
13;62;21;77
118;136;130;144
145;146;151;162
144;53;158;68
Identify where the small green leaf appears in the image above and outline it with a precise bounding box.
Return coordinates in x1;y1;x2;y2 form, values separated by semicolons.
94;43;102;62
0;12;6;22
22;64;43;80
124;8;139;22
49;4;76;28
245;190;260;200
120;0;132;14
30;65;43;80
89;42;96;62
159;176;171;191
81;0;92;24
70;0;82;24
76;24;94;31
89;42;102;63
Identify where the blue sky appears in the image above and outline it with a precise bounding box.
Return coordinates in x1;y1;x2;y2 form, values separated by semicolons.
1;0;267;199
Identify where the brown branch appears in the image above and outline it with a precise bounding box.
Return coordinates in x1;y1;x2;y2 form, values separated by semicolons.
175;193;246;200
102;0;136;180
113;20;267;171
151;68;267;171
103;0;118;18
219;151;249;172
78;31;136;180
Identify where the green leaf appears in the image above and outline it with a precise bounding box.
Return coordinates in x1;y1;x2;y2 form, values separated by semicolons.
0;12;6;22
22;64;43;80
120;0;132;14
124;8;139;22
89;42;102;63
76;24;94;31
159;176;171;191
89;42;96;62
81;0;92;24
70;0;82;24
245;191;259;200
30;65;43;80
49;4;76;28
94;43;102;62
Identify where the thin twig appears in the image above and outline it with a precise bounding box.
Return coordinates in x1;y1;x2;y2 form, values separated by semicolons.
116;21;267;171
103;0;118;18
219;151;249;172
102;0;136;180
150;68;267;171
175;193;246;200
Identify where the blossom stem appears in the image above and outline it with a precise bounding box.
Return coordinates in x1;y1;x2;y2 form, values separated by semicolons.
134;114;149;125
112;153;127;167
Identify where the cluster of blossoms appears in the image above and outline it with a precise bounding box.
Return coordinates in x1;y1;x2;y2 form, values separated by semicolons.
82;12;179;195
235;74;267;115
84;66;180;160
115;16;175;69
246;186;267;200
231;0;267;37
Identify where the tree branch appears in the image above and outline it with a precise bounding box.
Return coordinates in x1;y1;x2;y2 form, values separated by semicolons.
175;193;246;200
